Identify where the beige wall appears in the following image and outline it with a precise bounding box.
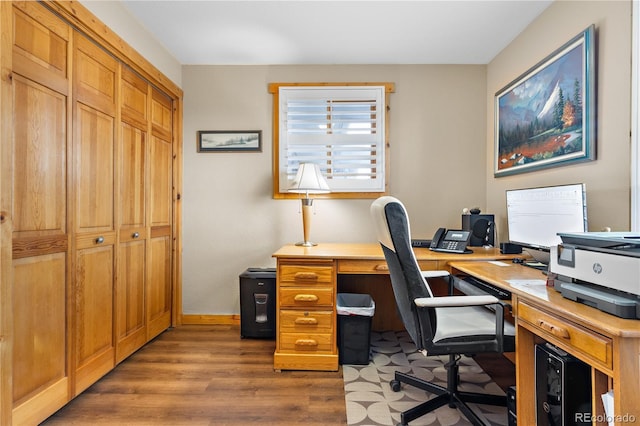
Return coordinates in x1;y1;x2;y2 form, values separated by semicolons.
85;0;633;316
183;1;632;315
486;0;632;242
182;65;487;314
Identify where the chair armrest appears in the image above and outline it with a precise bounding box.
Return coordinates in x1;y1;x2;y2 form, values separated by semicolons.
421;270;450;279
414;295;499;308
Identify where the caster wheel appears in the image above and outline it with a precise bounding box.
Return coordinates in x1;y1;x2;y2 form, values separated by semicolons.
390;379;401;392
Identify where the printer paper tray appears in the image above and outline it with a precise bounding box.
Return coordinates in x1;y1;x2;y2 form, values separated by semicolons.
559;282;639;319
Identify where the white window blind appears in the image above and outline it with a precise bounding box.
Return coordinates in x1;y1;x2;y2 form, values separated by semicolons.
278;86;386;193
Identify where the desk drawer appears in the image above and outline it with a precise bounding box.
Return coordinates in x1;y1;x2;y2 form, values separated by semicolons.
279;263;334;285
518;300;612;369
338;259;443;274
280;310;333;332
279;287;334;308
279;332;334;353
339;259;390;274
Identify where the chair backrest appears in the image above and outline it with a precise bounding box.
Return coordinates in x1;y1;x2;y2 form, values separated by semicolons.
370;196;435;346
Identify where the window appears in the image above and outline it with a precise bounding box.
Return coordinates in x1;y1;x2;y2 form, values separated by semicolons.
269;83;394;199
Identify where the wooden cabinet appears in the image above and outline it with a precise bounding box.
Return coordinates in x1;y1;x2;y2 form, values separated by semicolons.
116;66;149;363
274;260;339;371
449;260;640;426
116;121;148;362
72;32;118;395
9;3;71;424
146;88;173;341
0;2;183;424
514;296;640;425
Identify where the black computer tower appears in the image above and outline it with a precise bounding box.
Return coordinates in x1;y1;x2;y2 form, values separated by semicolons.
462;214;495;247
535;343;591;426
239;268;276;339
507;385;517;426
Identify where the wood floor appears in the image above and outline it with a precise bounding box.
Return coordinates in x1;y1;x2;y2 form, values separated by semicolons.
41;324;515;425
42;325;346;425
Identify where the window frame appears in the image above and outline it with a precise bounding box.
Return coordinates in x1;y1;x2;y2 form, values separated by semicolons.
269;82;394;199
632;0;640;231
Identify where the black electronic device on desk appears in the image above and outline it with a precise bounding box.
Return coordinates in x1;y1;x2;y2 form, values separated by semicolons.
411;239;432;248
513;257;549;272
429;228;472;254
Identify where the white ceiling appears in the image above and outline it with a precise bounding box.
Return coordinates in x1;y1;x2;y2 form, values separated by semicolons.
120;0;553;65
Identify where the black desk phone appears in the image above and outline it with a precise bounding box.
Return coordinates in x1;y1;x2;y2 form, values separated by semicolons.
429;228;472;254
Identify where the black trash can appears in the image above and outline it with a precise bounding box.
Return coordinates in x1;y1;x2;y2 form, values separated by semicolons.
337;293;375;365
239;268;276;339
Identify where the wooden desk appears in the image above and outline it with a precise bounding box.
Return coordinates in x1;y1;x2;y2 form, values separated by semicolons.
450;260;640;426
272;243;518;372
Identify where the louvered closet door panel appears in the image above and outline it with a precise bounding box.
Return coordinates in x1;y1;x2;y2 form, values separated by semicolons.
147;141;172;338
116;67;149;362
75;104;115;231
147;88;173;339
12;2;69;93
72;31;117;396
116;237;146;362
151;87;172;141
12;254;68;426
12;76;67;238
10;3;72;425
150;89;173;228
147;230;172;339
73;236;115;395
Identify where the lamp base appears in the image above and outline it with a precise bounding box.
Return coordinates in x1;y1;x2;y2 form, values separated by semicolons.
295;241;317;247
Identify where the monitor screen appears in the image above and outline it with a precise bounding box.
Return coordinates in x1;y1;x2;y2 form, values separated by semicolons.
506;183;587;252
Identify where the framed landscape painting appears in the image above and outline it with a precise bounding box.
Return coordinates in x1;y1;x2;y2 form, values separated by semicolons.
494;25;595;177
197;130;262;152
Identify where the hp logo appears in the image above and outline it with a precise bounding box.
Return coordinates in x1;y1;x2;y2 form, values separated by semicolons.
592;263;603;274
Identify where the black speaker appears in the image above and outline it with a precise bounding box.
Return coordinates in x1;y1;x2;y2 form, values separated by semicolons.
462;214;495;247
535;343;591;426
500;242;523;254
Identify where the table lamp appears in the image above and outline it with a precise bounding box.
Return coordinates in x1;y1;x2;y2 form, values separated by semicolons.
288;163;330;246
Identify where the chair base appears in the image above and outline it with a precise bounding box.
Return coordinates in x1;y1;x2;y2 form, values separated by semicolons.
390;355;507;426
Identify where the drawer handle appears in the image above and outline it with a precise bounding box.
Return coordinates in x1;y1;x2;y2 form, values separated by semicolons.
294;294;319;302
538;320;570;339
295;339;318;347
295;272;319;280
95;236;104;244
374;264;389;271
295;317;318;325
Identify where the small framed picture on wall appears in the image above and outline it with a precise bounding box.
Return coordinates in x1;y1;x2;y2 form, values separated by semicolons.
197;130;262;152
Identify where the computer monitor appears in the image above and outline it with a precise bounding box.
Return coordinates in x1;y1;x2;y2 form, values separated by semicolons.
506;183;588;264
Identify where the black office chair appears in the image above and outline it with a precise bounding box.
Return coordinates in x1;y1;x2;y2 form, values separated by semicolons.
370;196;515;426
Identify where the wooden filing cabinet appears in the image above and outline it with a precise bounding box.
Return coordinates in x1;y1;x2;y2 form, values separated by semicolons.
274;259;339;371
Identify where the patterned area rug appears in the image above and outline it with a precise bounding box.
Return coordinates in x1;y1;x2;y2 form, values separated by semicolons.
343;331;508;426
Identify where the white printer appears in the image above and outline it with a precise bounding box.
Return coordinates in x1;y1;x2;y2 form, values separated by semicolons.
549;232;640;319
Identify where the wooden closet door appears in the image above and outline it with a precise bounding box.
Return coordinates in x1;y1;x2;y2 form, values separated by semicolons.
147;88;173;340
72;32;117;395
9;3;72;425
116;67;149;363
